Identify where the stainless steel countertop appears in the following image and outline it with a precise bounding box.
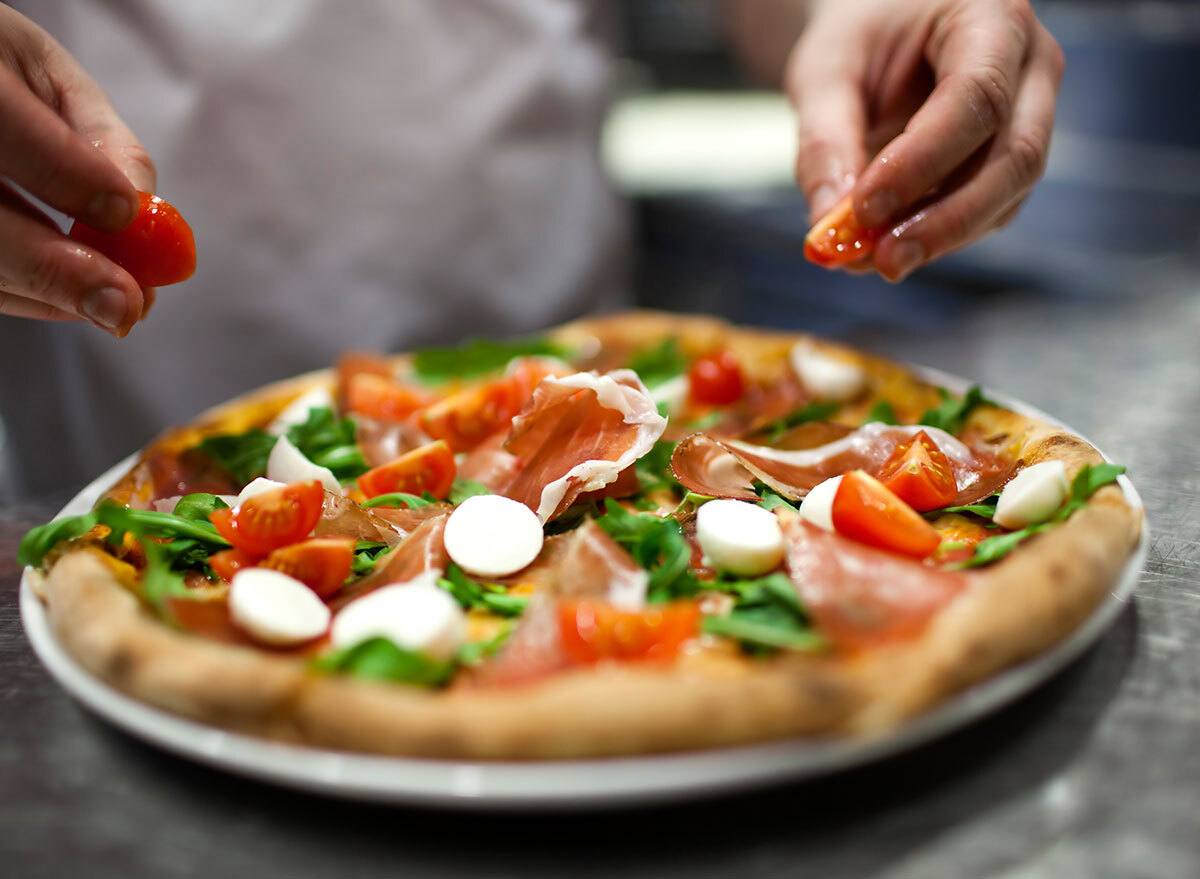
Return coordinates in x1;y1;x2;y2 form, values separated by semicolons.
2;273;1198;877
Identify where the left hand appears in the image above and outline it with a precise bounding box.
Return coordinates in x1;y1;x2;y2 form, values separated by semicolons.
787;0;1065;281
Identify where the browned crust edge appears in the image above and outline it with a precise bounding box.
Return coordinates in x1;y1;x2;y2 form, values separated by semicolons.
37;310;1141;758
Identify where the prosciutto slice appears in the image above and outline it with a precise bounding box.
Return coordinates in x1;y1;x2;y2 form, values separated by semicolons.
671;422;1013;506
541;520;649;610
354;414;430;469
785;520;968;650
501;370;667;522
313;491;403;546
330;513;450;610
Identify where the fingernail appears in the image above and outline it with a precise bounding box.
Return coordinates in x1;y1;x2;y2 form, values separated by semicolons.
859;189;899;227
82;287;127;330
86;192;136;230
889;239;925;282
810;184;839;221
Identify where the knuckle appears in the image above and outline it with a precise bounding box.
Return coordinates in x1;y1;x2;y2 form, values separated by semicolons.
1003;0;1036;33
959;64;1016;134
1007;130;1048;189
24;247;72;305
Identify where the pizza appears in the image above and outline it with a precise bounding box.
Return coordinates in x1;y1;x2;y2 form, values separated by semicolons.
20;311;1141;759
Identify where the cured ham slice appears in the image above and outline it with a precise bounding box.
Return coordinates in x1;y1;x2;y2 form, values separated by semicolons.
671;422;1013;506
368;502;454;537
784;520;967;650
502;370;667;522
541;520;648;610
469;596;569;688
354;414;430;469
313;491;403;546
330;514;450;610
457;429;520;492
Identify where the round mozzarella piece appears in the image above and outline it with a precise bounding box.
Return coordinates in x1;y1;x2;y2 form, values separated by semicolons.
229;568;331;647
790;341;867;401
236;477;287;506
443;495;545;578
266;435;341;494
993;460;1070;530
331;573;466;660
695;499;785;577
267;386;335;435
797;474;842;532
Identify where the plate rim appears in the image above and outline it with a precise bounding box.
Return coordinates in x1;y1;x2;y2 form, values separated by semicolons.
18;368;1149;809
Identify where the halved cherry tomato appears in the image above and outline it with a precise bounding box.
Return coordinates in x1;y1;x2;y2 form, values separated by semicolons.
208;548;259;582
804;194;884;268
558;600;700;665
688;349;745;406
335;350;392;411
831;470;942;559
357;439;456;499
345;373;431;422
875;430;957;511
261;537;356;598
209;480;325;556
418;381;523;452
69;190;196;286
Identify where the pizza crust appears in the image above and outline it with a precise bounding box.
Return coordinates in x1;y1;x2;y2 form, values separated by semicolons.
35;311;1141;758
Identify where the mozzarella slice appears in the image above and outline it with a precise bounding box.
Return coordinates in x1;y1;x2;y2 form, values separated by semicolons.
790;341;867;401
797;474;842;532
993;460;1069;529
266;435;341;494
330;572;466;660
443;494;544;578
695;498;785;577
649;374;690;417
236;477;287;506
267;386;335;435
229;568;331;646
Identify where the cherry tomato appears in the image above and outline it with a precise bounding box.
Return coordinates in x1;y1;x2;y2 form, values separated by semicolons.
261;537;356;598
688;349;745;406
345;373;431;422
831;470;942;559
357;439;456;500
68;190;196;286
208;547;259;582
335;350;392;412
804;194;884;268
558;600;700;665
875;430;957;511
417;379;524;452
209;480;324;556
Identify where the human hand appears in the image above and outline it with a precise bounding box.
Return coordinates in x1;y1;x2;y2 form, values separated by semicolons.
0;4;156;335
787;0;1064;281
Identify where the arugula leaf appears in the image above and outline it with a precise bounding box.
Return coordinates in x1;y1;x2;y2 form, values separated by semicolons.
702;616;826;651
1069;462;1126;503
350;540;391;577
448;478;492;504
458;626;513;666
763;400;840;442
626;338;687;389
593;499;700;603
18;512;101;569
956;525;1050;568
171;493;230;524
862;400;898;426
918;385;994;434
438;564;529;617
924;496;999;520
685;411;724;431
635;440;680;494
702;572;824;653
361;492;438;509
138;537;191;606
755;487;797;513
311;637;454;686
197;429;276;485
413;336;570;384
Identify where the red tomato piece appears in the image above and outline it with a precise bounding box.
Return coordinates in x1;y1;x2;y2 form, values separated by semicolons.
208;547;259;582
357;439;456;500
804;194;884;268
558;600;700;665
68;190;196;286
261;537;356;598
345;373;431;422
209;480;325;556
335;350;393;412
417;379;524;452
831;470;942;559
875;430;957;511
688;349;745;406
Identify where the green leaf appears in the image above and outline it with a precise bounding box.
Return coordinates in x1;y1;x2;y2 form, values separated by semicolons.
18;512;100;569
625;338;687;389
448;478;492;504
285;407;368;480
593;499;700;603
862;400;898;426
437;564;528;617
924;497;999;520
1069;462;1126;503
702;616;825;652
955;524;1051;568
755;488;797;513
685;411;724;431
94;506;231;548
197;429;276;485
635;440;680;493
171;493;230;524
349;540;391;577
361;492;436;509
139;538;191;606
703;572;823;653
457;626;513;665
763;400;840;442
413;336;570;384
918;385;994;434
311;637;454;686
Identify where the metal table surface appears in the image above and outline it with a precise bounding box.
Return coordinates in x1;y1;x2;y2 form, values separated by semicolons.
2;275;1199;878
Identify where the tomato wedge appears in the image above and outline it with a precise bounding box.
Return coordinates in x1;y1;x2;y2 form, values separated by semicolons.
558;600;700;665
209;480;325;556
335;350;392;411
688;349;745;406
804;194;884;268
418;381;522;453
69;190;196;286
345;373;431;422
357;439;456;500
261;537;356;598
875;430;957;511
831;470;942;559
208;547;259;582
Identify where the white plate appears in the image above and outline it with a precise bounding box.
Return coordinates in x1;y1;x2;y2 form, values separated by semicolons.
19;373;1148;809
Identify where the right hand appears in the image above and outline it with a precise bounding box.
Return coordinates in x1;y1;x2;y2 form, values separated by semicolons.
0;4;156;336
